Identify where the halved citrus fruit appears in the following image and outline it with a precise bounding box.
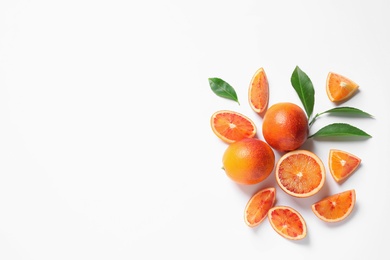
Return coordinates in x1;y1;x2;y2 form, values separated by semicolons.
329;149;361;183
326;72;359;102
268;206;307;240
249;67;269;114
312;189;356;223
275;150;325;198
244;187;276;227
210;110;256;144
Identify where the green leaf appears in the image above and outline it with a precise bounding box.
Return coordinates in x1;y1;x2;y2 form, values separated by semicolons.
291;66;315;119
309;123;371;138
319;107;373;117
208;78;240;105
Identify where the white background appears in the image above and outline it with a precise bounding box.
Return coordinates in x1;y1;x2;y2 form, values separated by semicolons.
1;0;389;259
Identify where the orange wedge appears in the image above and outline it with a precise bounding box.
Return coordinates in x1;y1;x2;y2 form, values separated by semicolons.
329;149;361;183
326;72;359;102
275;150;325;198
249;67;269;114
312;189;356;223
210;110;256;144
244;187;276;227
268;206;307;240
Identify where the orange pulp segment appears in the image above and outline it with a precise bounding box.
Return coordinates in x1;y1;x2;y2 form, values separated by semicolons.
249;67;269;114
268;206;307;240
275;150;325;198
210;110;256;144
312;189;356;223
244;187;276;227
329;149;361;183
326;72;359;102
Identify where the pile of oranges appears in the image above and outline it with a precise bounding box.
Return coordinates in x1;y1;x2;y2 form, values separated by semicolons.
210;68;361;240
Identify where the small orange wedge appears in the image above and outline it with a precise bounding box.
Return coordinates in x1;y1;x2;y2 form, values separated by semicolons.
210;110;256;144
326;72;359;102
268;206;307;240
312;189;356;223
249;67;269;114
275;150;326;198
329;149;361;183
244;187;276;227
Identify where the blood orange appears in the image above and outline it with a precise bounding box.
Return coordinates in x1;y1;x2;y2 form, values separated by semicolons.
210;110;256;144
275;150;325;198
248;67;269;114
268;206;307;240
244;187;276;227
326;72;359;102
312;189;356;222
329;149;361;183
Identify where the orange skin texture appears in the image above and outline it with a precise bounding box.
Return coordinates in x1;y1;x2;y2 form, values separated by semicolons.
262;102;309;152
222;138;275;185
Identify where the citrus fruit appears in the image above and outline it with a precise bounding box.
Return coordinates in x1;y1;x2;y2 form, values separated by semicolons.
329;149;361;183
275;150;325;198
268;206;307;240
222;138;275;185
312;189;356;223
210;110;256;144
326;72;359;102
244;187;276;227
248;67;269;114
262;102;309;152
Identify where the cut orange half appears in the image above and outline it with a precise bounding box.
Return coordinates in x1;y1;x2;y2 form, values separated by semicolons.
244;187;276;227
268;206;307;240
329;149;361;183
275;150;325;198
326;72;359;102
249;67;269;114
210;110;256;144
312;189;356;223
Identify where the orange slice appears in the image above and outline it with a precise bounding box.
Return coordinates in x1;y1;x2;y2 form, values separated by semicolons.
312;189;356;223
326;72;359;102
268;206;307;240
244;187;276;227
275;150;325;198
249;67;269;114
329;149;361;183
210;110;256;144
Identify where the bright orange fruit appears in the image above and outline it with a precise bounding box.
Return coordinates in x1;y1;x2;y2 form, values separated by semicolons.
210;110;256;144
312;189;356;223
275;150;325;198
244;187;276;227
329;149;361;183
326;72;359;102
268;206;307;240
222;138;275;185
248;67;269;114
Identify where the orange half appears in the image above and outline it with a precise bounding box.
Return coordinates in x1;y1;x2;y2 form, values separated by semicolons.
210;110;256;144
275;150;325;198
248;67;269;114
329;149;361;183
326;72;359;102
244;187;276;227
268;206;307;240
312;189;356;223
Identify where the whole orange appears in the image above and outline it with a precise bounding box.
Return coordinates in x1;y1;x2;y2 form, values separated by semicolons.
222;138;275;185
262;102;308;152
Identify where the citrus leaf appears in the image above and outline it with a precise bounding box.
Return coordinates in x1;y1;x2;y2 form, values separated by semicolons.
208;78;240;105
320;107;373;117
309;123;371;138
291;66;315;119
